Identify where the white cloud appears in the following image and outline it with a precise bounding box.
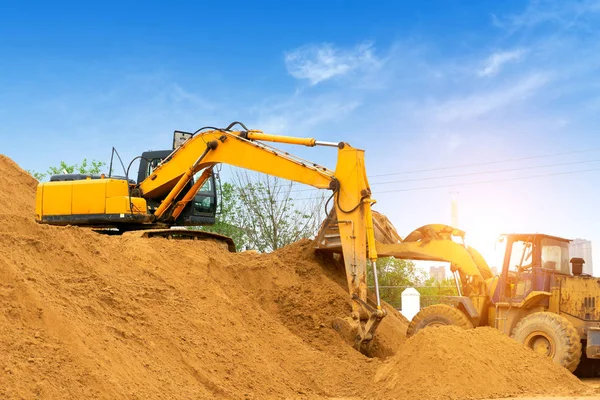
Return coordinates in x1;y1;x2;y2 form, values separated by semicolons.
284;42;381;86
435;72;550;122
478;49;527;77
249;96;361;134
495;0;600;32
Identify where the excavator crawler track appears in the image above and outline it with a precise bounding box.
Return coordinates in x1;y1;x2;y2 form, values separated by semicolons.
121;229;236;252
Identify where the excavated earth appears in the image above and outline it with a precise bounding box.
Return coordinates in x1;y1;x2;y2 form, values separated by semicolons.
0;153;597;399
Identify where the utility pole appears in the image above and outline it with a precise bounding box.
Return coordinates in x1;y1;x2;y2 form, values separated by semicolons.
450;191;459;228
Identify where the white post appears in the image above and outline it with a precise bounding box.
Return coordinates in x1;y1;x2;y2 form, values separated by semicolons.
401;287;420;321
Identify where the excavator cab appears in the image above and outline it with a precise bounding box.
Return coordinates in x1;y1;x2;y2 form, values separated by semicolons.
137;150;217;226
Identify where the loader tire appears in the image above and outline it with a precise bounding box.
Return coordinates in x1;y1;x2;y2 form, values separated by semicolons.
406;304;473;337
511;312;582;372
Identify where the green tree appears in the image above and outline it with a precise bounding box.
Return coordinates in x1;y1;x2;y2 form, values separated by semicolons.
200;182;249;251
231;171;325;252
29;170;47;181
418;276;459;307
200;171;325;252
29;159;106;181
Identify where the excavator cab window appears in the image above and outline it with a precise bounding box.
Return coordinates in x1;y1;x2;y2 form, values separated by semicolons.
137;150;172;184
173;170;217;226
146;158;162;177
137;150;218;225
192;173;216;215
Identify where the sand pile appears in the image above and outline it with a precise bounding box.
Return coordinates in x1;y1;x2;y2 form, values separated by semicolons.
0;155;37;218
229;241;409;359
0;155;407;399
374;326;586;399
0;154;594;400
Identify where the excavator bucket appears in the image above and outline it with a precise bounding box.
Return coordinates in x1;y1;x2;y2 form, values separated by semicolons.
317;216;493;350
315;209;402;253
315;209;402;353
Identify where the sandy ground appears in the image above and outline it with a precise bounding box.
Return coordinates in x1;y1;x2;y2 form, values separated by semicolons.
1;153;599;400
488;378;600;399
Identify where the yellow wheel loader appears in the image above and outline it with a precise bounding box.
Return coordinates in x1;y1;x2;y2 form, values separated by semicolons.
35;122;407;352
400;226;600;374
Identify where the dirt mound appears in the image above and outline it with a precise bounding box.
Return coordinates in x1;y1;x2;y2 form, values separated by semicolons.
0;155;38;218
374;326;587;400
0;154;595;400
229;240;409;359
0;155;406;399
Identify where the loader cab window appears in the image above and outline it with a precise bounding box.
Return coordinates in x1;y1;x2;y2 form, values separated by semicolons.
506;239;534;299
541;238;570;275
509;240;533;273
493;236;508;275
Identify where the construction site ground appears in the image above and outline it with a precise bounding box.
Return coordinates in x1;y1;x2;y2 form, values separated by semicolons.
1;153;599;399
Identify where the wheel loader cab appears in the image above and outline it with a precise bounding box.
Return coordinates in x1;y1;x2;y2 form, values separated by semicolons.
137;150;217;226
494;234;571;303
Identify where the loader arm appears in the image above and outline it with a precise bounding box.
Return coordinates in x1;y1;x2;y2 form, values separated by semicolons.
138;128;385;349
375;224;492;316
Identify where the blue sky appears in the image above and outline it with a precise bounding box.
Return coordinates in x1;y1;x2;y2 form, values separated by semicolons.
2;0;600;272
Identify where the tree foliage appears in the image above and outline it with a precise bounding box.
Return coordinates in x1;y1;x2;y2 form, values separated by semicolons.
201;171;325;252
232;171;325;252
366;259;461;309
199;181;249;251
29;159;106;181
418;276;459;307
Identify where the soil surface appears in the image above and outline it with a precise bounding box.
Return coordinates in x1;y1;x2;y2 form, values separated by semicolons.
0;154;598;399
374;326;592;400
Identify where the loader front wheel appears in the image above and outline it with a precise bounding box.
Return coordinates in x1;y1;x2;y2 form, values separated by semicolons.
511;312;582;372
406;304;473;337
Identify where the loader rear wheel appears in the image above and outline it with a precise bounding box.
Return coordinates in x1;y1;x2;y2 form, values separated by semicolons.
511;312;582;372
406;304;473;337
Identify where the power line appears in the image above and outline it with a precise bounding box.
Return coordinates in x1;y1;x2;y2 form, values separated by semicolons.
372;158;600;186
281;167;600;202
222;147;600;203
256;166;600;203
286;157;600;194
241;146;600;191
369;146;600;178
375;167;600;194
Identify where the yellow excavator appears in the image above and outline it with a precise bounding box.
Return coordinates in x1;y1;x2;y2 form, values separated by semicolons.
35;122;405;352
394;224;600;374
